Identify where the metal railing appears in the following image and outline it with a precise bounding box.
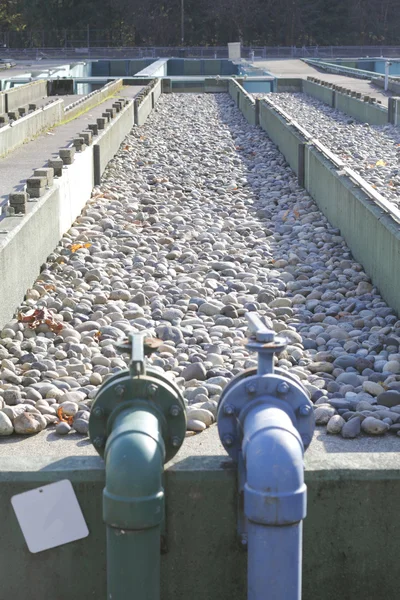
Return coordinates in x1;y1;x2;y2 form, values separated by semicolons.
1;45;400;61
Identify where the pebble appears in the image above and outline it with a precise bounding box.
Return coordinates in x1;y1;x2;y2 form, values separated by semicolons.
0;93;399;446
327;415;345;434
361;417;390;435
0;411;14;435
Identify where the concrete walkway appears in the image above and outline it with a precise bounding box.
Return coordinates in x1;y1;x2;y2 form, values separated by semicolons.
0;85;143;206
255;59;390;107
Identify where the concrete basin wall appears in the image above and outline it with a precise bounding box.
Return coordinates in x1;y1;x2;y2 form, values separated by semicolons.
0;99;64;159
256;99;400;316
259;100;303;175
135;79;162;126
64;79;123;121
303;79;388;125
90;99;134;185
5;80;48;112
229;79;257;125
0;428;399;600
0;98;136;327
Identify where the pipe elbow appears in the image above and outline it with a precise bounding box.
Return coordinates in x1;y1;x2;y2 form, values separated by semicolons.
103;408;165;530
243;405;306;526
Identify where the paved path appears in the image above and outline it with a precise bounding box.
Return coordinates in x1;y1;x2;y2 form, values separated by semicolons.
254;59;390;107
0;85;143;206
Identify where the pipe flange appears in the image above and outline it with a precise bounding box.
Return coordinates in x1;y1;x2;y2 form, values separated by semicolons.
89;366;186;462
217;373;314;461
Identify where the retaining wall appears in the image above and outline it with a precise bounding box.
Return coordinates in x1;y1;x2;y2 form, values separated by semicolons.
259;101;303;175
0;100;64;159
0;428;398;600
5;80;48;112
303;79;388;125
229;79;257;125
257;98;400;315
64;79;123;121
0;149;94;328
93;100;134;184
0;98;136;327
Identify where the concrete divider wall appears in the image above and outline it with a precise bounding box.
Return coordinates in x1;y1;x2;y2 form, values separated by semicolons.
259;101;303;175
303;79;335;106
303;79;389;126
373;77;400;95
64;79;123;121
0;98;136;327
0;92;5;114
304;147;400;313
135;59;169;78
258;99;400;315
229;79;256;125
93;100;134;184
335;93;388;125
0;99;64;159
0;149;94;328
5;80;47;112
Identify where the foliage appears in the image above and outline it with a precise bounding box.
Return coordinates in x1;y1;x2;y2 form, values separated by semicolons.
1;0;400;46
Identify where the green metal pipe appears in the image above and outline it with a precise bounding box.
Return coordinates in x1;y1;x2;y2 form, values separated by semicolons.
103;407;166;600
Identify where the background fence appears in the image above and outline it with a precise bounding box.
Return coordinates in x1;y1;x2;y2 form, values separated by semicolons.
1;40;400;60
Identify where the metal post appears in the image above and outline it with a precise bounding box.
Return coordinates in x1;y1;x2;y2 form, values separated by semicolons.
385;61;391;92
181;0;184;45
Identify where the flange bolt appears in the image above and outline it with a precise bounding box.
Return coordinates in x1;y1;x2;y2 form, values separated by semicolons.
93;436;105;449
171;436;181;448
277;381;290;395
299;404;312;417
169;405;181;417
223;404;235;416
223;434;234;447
92;407;104;418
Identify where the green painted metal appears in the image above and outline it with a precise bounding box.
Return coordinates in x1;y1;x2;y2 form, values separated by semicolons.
104;408;165;600
89;333;187;600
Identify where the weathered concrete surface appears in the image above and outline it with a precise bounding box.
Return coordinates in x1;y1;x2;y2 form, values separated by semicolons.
255;59;390;106
0;99;64;158
0;426;399;600
0;85;143;206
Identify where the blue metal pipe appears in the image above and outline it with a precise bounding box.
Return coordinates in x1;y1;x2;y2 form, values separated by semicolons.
242;405;306;600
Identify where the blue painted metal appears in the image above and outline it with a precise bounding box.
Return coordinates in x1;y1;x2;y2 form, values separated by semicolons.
217;313;314;600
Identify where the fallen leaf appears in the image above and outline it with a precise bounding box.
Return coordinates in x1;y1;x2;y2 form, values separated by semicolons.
376;159;386;167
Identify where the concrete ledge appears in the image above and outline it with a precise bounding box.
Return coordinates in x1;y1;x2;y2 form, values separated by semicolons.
135;79;162;126
0;99;64;158
259;100;303;175
5;80;48;112
275;78;303;92
93;99;134;184
64;79;123;121
135;59;169;78
0;426;399;600
229;79;257;125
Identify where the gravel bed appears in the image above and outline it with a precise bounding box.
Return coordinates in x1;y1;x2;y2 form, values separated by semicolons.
255;92;400;208
1;93;400;441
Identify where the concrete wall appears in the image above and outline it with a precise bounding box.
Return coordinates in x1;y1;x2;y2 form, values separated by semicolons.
135;79;163;126
93;100;134;185
5;80;47;112
64;79;123;121
135;59;169;78
0;149;94;328
257;99;400;316
335;93;388;125
275;78;303;92
229;79;257;126
303;79;388;125
0;100;64;159
0;438;399;600
0;91;5;114
305;147;400;314
167;59;238;76
259;101;303;175
373;76;400;95
0;98;135;327
303;79;335;106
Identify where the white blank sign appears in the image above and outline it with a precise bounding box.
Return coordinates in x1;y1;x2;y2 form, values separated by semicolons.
11;479;89;553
